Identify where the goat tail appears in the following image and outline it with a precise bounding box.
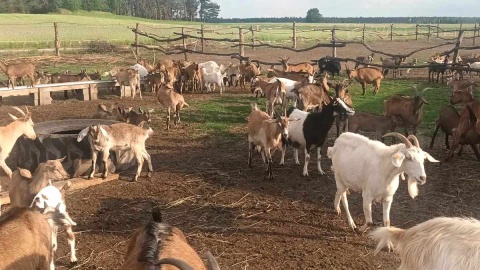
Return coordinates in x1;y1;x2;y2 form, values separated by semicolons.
154;258;194;270
369;226;405;255
327;147;335;159
151;206;163;223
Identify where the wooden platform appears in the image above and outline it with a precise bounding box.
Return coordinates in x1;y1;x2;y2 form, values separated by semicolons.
0;79;147;106
0;173;119;206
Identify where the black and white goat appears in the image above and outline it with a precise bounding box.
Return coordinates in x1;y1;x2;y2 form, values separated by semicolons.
280;97;355;176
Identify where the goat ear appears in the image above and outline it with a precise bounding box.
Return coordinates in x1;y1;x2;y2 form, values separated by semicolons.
391;152;405;168
8;113;18;120
424;152;439;162
99;126;108;138
77;127;90;142
18;168;32;179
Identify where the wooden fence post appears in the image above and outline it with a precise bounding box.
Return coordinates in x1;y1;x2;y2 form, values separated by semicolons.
135;23;139;57
390;23;393;41
292;21;297;49
362;24;366;43
239;27;244;59
250;25;255;50
427;24;431;43
415;24;418;40
452;30;464;64
474;23;477;46
201;24;204;52
54;22;60;56
181;27;187;61
331;26;336;57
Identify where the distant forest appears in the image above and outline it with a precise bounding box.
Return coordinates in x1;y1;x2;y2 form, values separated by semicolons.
212;17;480;24
0;0;478;24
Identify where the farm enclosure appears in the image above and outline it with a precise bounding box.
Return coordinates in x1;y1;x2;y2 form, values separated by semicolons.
1;38;480;269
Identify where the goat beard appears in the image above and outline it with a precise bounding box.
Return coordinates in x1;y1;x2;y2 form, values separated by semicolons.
407;177;419;199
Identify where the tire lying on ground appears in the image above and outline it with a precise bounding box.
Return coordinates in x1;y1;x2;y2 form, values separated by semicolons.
11;119;137;178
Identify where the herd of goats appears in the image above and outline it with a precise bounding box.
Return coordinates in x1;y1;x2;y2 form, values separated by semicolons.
0;51;480;269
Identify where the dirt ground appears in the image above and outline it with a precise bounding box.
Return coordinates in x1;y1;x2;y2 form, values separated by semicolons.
1;41;480;270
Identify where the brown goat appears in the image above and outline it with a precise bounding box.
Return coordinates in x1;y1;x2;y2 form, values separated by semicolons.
157;83;189;130
250;79;287;116
446;102;480;160
279;57;315;75
345;66;383;95
348;111;400;142
333;80;354;137
429;106;461;150
0;61;36;89
384;93;429;136
0;207;62;270
92;103;129;121
267;66;311;83
293;83;331;111
121;208;220;270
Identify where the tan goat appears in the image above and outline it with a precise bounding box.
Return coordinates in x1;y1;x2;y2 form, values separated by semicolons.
108;67;142;99
157;83;189;130
247;104;298;180
0;207;71;270
345;66;383;95
120;208;220;270
77;123;153;182
279;57;315;75
0;106;36;179
0;61;36;89
250;79;287;116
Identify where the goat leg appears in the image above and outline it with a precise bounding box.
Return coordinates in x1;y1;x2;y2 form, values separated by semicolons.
66;225;77;263
101;150;109;179
142;150;153;178
88;151;97;179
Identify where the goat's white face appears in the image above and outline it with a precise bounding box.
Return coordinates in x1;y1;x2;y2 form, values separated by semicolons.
391;147;439;185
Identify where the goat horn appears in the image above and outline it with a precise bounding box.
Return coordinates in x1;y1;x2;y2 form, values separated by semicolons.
11;106;25;116
407;135;420;148
383;132;413;148
421;87;433;94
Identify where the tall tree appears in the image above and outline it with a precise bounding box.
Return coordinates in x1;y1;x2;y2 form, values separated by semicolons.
305;8;322;23
199;0;219;22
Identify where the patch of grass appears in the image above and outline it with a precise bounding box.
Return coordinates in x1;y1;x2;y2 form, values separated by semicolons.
183;95;257;144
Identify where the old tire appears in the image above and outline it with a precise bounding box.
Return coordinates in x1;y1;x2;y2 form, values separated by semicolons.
11;119;137;177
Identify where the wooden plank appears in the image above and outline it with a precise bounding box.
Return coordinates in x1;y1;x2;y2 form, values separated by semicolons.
0;174;119;206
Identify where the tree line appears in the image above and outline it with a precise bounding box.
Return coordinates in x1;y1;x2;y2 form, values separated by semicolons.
0;0;221;21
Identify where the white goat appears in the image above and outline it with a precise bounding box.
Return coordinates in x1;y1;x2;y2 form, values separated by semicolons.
267;77;302;104
77;123;153;182
199;61;223;73
327;132;438;232
31;184;78;263
201;68;226;94
0;106;36;179
370;217;480;270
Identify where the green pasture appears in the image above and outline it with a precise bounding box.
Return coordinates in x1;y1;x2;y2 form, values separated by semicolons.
0;12;474;50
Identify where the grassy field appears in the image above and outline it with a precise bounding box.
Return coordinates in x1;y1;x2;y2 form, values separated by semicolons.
0;12;474;50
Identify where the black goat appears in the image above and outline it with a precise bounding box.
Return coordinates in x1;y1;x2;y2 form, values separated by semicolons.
281;97;355;176
317;57;341;78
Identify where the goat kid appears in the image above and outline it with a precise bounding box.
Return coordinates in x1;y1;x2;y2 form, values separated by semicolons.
77;123;153;182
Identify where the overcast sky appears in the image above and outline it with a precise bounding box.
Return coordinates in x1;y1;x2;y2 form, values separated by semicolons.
214;0;479;18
